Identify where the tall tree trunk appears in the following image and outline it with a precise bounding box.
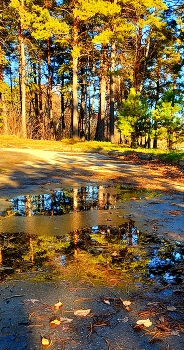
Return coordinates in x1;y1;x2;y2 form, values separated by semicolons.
79;65;85;139
110;41;115;143
97;45;107;141
61;74;65;131
153;67;160;149
38;57;42;113
134;26;142;92
33;62;39;118
47;37;53;121
0;46;8;133
19;0;27;138
72;14;79;138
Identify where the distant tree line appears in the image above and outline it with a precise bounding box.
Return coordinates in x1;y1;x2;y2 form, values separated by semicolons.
0;0;183;148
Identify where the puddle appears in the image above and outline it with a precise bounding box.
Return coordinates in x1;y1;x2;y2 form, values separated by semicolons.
1;185;157;217
0;186;183;287
0;224;183;286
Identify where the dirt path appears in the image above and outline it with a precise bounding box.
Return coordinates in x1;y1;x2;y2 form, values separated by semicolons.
0;148;183;197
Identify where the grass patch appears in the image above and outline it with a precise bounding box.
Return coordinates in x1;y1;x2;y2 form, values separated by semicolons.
0;135;183;163
159;151;184;164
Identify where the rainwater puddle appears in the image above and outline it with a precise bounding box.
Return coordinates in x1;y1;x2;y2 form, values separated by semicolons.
0;185;183;287
1;185;156;217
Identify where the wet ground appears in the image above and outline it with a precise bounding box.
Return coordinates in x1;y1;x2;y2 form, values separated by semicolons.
0;148;184;350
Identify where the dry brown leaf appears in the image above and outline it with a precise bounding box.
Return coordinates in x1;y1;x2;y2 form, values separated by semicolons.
165;210;181;216
74;309;91;317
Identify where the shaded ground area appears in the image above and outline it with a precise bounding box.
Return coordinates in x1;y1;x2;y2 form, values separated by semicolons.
0;148;184;350
0;279;184;350
0;148;183;197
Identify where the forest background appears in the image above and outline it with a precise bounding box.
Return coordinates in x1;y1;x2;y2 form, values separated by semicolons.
0;0;183;150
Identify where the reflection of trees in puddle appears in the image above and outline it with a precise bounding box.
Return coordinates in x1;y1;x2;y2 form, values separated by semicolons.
0;222;183;286
2;186;158;217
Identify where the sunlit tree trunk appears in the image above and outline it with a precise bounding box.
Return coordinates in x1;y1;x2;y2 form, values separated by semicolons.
33;62;39;118
19;0;27;138
61;74;65;132
0;45;8;133
72;14;79;138
134;26;142;92
110;41;116;143
97;45;107;141
79;65;85;138
153;67;160;149
47;37;53;121
0;246;2;265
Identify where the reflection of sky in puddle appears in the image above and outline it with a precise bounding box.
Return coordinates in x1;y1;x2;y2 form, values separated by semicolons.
1;186;157;217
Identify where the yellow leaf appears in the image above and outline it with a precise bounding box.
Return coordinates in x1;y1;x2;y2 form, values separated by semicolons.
122;300;132;307
41;337;51;346
50;319;61;327
136;318;152;327
54;301;63;310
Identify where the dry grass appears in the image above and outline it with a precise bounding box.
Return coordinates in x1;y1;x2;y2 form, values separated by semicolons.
0;135;183;164
0;135;128;153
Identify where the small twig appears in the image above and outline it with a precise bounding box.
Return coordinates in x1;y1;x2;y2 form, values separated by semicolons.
87;322;93;337
104;338;118;350
3;294;25;301
115;342;124;350
104;338;111;350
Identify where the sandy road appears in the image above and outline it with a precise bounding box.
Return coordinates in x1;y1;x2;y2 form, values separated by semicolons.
0;148;183;198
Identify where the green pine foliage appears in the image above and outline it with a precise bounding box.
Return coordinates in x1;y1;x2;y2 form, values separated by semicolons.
0;0;183;147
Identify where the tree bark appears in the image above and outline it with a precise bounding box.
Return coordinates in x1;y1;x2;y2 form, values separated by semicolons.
19;0;27;138
47;37;53;122
72;14;79;139
0;45;8;134
110;41;116;143
97;45;107;141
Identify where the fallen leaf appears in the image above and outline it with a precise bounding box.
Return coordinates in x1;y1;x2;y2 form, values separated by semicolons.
165;210;181;216
49;319;61;327
166;306;176;311
121;300;132;307
125;306;131;311
74;309;91;317
41;336;51;347
54;301;63;311
136;318;152;327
